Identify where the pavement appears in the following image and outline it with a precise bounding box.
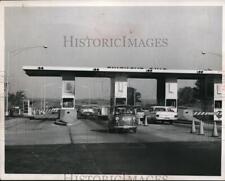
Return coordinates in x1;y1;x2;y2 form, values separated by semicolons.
4;117;222;175
5;117;221;145
5;142;221;175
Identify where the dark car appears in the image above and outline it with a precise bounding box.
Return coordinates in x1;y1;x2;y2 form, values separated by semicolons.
77;106;99;119
108;106;138;133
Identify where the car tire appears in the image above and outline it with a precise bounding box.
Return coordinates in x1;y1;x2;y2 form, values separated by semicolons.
133;128;137;133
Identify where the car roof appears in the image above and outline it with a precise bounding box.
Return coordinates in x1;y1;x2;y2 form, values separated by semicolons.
151;106;176;109
151;106;168;109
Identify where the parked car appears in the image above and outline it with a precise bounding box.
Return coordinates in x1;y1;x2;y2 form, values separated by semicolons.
145;106;178;124
108;106;138;133
77;106;99;119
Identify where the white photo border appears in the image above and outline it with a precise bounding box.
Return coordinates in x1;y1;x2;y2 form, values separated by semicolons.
0;0;224;180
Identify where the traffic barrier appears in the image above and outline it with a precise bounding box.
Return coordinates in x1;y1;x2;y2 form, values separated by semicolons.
190;119;196;133
33;108;60;115
144;116;148;126
193;112;214;116
193;111;222;117
199;120;204;135
212;121;219;137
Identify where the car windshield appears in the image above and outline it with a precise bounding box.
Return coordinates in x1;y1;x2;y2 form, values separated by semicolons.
115;107;134;114
167;108;174;112
81;107;94;112
154;107;166;112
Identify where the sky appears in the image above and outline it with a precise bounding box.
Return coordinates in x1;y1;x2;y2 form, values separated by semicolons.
5;6;222;100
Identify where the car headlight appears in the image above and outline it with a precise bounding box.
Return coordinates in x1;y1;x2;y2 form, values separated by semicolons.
115;116;119;121
132;117;136;121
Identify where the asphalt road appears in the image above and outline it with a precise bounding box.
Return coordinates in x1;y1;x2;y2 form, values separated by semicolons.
5;117;221;145
5;117;222;175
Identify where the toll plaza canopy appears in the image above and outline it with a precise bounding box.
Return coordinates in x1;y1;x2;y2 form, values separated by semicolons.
23;66;222;79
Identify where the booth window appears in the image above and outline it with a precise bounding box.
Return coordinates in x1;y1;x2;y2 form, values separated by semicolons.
23;101;28;113
62;98;74;108
215;100;222;109
115;98;126;105
166;99;176;107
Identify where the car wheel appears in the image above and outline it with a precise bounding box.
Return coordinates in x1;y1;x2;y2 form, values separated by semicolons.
133;128;137;133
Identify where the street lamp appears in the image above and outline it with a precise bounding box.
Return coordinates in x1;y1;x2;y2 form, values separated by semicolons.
200;50;221;112
5;45;48;116
201;51;222;57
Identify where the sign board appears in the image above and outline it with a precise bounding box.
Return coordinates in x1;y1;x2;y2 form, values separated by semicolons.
115;81;127;98
62;80;75;97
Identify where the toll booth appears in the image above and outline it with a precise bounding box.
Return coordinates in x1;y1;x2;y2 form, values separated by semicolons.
157;78;177;112
60;76;77;123
23;99;32;117
214;79;222;121
165;78;177;112
22;66;222;121
110;76;128;106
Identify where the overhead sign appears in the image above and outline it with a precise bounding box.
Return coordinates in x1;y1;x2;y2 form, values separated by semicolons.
107;66;167;70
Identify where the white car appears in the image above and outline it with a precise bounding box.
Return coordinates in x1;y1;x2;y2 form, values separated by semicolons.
145;106;178;124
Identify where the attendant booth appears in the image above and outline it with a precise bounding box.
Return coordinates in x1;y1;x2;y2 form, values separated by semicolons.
60;76;77;123
165;78;178;112
214;79;222;121
110;76;128;106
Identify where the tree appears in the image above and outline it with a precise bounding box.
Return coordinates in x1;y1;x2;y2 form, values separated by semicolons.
8;91;26;109
193;79;214;100
135;92;142;103
193;80;201;100
127;87;142;106
178;87;195;106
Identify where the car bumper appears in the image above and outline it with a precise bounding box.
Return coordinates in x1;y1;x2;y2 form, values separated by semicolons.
155;117;177;121
113;125;137;129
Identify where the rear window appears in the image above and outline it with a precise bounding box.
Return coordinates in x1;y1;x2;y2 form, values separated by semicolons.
115;107;134;114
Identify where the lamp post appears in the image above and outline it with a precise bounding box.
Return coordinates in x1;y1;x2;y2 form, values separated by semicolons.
5;45;48;116
201;51;222;57
200;50;221;112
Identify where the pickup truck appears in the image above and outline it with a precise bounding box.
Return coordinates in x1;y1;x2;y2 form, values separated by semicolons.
145;106;178;124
